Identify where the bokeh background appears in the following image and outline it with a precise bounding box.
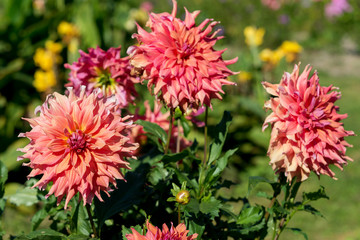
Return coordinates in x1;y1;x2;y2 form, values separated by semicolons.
0;0;359;239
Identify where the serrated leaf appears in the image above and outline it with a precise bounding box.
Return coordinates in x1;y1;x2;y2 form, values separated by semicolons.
303;186;329;202
187;219;205;239
66;234;92;240
9;187;38;206
31;208;48;231
148;164;169;186
185;198;200;215
71;203;91;236
208;111;232;165
302;204;325;218
286;228;308;240
199;197;222;219
174;169;199;191
136;120;167;149
237;204;263;226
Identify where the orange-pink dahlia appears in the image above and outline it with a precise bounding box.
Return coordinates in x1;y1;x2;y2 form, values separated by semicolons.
132;100;192;153
262;64;354;182
127;0;238;111
126;220;198;240
65;46;138;108
18;87;138;208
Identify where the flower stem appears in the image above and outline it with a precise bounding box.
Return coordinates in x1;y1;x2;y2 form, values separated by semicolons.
202;106;209;167
165;108;174;154
86;204;98;238
178;205;181;224
176;118;181;153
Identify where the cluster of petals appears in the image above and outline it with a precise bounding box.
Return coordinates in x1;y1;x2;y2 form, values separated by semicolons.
325;0;352;18
126;220;198;240
18;87;138;208
65;46;138;108
262;64;354;182
127;0;237;111
132;100;192;154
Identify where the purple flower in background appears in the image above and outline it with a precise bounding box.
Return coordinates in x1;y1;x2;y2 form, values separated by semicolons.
278;14;290;25
325;0;352;18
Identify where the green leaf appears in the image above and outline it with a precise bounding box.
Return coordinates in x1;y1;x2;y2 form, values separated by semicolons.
8;187;38;206
185;198;200;215
174;169;199;191
94;163;148;228
31;208;47;231
136;119;167;150
237;204;264;226
180;116;191;137
14;229;66;240
208;111;232;165
148;163;169;186
186;219;205;239
302;204;325;218
67;234;92;240
286;228;308;240
303;186;329;202
161;150;190;164
0;161;7;199
212;148;237;178
199;197;222;219
71;203;91;236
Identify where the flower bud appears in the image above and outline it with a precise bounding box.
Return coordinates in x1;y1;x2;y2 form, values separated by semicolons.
176;190;190;205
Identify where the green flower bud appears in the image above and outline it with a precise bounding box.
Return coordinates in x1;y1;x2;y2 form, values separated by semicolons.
176;190;190;205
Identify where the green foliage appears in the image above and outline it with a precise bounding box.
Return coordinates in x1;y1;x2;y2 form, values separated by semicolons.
136;120;167;152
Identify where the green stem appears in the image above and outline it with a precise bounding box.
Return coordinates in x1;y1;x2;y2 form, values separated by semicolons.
271;218;277;240
86;204;98;238
165;109;174;154
176;118;181;153
202;106;209;167
178;205;181;225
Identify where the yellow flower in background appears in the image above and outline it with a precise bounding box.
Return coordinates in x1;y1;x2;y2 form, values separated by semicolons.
57;21;79;38
33;70;56;92
238;71;252;83
259;48;284;65
45;40;63;54
279;41;302;62
244;26;265;47
33;48;53;71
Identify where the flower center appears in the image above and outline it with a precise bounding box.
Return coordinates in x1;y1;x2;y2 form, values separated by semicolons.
179;43;193;59
67;130;88;153
93;68;116;95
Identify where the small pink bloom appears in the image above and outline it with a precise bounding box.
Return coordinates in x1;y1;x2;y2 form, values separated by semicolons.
126;220;198;240
262;0;281;10
132;100;192;154
262;64;354;182
65;46;138;108
18;87;138;208
128;0;237;111
325;0;352;18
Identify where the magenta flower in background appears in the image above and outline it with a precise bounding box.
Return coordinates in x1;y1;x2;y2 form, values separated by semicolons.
262;0;281;10
65;46;138;108
128;0;238;112
262;64;354;182
18;87;138;208
325;0;352;18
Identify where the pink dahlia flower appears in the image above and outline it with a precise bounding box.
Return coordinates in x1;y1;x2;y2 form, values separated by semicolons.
18;87;138;208
132;100;192;154
262;64;354;182
65;46;138;108
127;0;238;111
126;220;198;240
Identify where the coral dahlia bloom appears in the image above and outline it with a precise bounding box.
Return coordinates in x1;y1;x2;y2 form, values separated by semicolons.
18;87;138;208
262;64;354;182
132;100;192;153
126;220;198;240
128;0;237;111
65;46;138;108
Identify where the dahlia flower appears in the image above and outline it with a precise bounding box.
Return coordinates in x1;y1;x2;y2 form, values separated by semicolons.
128;0;237;111
126;220;198;240
18;87;138;208
65;46;138;108
132;100;192;153
262;64;354;182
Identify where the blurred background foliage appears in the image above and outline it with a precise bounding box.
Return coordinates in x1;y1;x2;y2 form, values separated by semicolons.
0;0;359;239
